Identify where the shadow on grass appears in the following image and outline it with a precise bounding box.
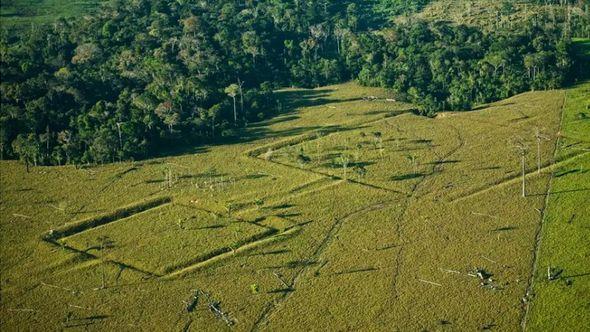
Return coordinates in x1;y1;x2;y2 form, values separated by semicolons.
266;260;318;270
267;288;294;294
246;249;291;257
425;160;460;165
490;226;517;232
196;224;225;230
277;212;301;218
266;203;295;210
391;173;426;181
475;166;502;171
275;88;365;110
471;102;516;112
555;168;588;178
563;272;590;279
527;187;590;197
320;160;376;169
332;267;378;276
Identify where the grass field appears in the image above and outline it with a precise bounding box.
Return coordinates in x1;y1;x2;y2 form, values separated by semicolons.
525;80;590;331
2;78;587;330
0;0;103;28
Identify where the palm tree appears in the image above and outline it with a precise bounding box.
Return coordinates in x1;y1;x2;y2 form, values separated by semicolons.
225;84;239;123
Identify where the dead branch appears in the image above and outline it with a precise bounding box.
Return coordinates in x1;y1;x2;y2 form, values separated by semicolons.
272;271;290;288
439;268;461;274
68;304;91;310
40;281;73;292
12;213;32;219
6;308;36;312
471;212;499;220
481;256;498;264
418;279;442;287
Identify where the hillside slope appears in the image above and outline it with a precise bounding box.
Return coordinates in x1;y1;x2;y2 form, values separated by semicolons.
1;82;577;330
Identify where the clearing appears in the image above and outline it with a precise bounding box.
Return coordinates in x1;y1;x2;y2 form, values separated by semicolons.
1;81;588;330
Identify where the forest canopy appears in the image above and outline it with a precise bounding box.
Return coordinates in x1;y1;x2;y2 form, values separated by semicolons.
1;0;588;166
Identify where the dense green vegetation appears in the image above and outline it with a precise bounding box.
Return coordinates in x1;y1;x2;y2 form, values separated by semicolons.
0;0;587;167
1;2;587;330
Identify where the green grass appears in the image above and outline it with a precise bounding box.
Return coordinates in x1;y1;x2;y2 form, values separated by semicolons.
0;0;104;28
1;81;585;330
61;203;275;275
526;81;590;331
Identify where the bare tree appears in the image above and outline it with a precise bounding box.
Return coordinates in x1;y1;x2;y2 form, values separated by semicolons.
237;78;245;114
338;154;351;179
373;132;384;159
116;122;123;161
512;138;530;198
95;236;115;290
534;127;550;174
406;154;417;175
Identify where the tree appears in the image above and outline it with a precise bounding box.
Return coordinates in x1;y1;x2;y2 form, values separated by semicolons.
534;127;551;173
155;101;180;133
12;134;40;172
338;153;351;179
237;78;245;114
95;236;115;290
0;0;575;166
207;104;222;137
242;31;262;66
225;84;240;123
512;138;530;198
71;43;102;65
406;154;418;175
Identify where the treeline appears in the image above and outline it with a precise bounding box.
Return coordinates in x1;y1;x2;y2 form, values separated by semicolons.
356;21;572;112
0;0;586;166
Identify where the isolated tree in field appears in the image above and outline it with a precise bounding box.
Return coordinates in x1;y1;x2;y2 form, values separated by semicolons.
161;164;177;189
406;154;418;175
263;148;274;161
534;127;551;174
226;203;235;218
96;236;115;290
353;164;367;179
296;147;312;166
372;132;384;158
225;84;240;123
354;143;363;161
512;139;530;198
338;153;351;178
